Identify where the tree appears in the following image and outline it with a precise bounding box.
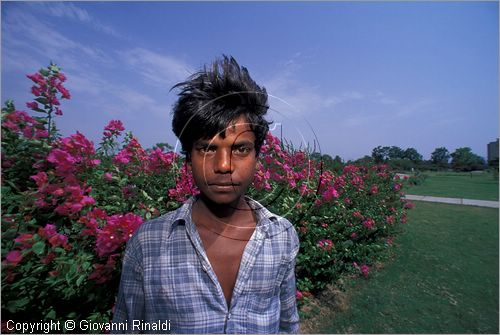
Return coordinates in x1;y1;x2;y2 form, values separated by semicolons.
372;146;390;163
152;142;174;151
450;147;486;171
430;147;450;168
403;147;423;162
351;155;374;166
388;146;405;160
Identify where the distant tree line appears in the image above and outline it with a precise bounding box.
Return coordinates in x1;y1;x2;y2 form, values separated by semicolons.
313;145;488;173
306;143;492;174
365;145;486;172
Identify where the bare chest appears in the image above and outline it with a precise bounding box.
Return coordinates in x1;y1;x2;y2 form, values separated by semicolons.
197;224;255;306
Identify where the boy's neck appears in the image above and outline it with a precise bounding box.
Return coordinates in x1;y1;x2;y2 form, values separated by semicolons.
195;194;253;224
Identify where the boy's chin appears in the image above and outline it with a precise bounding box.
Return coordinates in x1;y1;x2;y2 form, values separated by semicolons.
200;191;244;207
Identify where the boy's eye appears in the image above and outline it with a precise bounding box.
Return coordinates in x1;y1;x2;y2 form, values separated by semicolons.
233;146;253;155
198;145;216;154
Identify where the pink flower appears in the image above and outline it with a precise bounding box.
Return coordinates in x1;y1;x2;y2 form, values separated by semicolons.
386;215;395;225
34;128;49;139
79;208;108;236
362;218;375;230
14;233;34;249
31;171;49;189
38;224;57;239
104;172;113;181
41;252;56;264
88;254;120;284
168;163;200;202
317;239;334;251
48;234;68;248
103;120;125;138
4;250;23;266
404;201;414;209
322;185;339;202
26;101;38;110
57;85;71;99
296;290;304;300
370;185;379;195
353;211;363;220
360;265;370;278
57;72;67;82
26;73;45;85
95;213;143;257
47;149;77;176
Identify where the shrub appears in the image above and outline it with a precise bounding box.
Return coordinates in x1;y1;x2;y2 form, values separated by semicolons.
1;64;410;329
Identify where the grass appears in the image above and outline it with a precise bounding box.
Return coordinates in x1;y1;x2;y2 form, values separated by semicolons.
405;171;499;201
311;201;499;334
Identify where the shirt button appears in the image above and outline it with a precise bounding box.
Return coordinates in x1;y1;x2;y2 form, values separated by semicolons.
227;313;231;320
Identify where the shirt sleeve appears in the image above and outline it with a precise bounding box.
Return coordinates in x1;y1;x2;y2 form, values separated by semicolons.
278;229;300;334
112;235;145;333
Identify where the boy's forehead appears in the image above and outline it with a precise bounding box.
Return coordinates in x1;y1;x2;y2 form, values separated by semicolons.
196;116;255;143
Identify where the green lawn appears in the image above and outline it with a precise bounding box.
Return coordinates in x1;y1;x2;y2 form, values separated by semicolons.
314;201;499;334
405;171;499;201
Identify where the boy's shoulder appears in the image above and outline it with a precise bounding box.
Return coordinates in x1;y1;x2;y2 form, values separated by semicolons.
245;196;299;249
133;199;192;239
129;196;299;253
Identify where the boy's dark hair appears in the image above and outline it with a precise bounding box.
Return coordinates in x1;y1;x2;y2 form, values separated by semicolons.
171;55;271;160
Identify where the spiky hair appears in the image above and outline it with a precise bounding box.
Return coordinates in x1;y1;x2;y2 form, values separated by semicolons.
171;55;271;159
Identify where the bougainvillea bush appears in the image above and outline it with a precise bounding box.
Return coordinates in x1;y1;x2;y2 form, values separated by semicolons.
1;64;411;330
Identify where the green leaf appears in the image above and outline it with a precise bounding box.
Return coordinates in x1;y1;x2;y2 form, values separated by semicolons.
32;241;46;255
35;97;48;105
76;275;85;287
141;190;152;200
7;297;30;313
45;309;56;319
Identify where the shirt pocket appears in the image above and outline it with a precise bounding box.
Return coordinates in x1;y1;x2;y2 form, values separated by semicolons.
146;262;204;317
243;257;290;333
245;256;291;295
245;294;281;333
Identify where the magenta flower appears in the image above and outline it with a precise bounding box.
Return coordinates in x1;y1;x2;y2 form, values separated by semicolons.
360;265;370;278
317;239;334;251
362;218;375;230
4;250;23;267
103;120;125;138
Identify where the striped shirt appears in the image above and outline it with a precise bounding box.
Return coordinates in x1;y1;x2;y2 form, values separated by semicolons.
112;195;300;333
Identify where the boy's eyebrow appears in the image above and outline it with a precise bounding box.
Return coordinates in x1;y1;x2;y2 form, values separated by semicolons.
232;140;255;147
194;139;214;146
194;139;255;146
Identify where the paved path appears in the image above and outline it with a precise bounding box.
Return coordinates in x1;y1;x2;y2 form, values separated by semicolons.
405;195;499;208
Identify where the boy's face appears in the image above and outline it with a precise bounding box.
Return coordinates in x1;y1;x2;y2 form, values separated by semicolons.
189;115;257;206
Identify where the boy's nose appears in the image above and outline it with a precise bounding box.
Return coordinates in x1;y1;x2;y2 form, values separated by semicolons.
214;149;233;174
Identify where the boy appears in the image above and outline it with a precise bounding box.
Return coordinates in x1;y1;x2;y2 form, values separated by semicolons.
112;56;300;333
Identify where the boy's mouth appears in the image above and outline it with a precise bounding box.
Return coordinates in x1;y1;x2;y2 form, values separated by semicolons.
208;182;241;192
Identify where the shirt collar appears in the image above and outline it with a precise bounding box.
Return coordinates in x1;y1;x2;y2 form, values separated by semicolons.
167;195;278;238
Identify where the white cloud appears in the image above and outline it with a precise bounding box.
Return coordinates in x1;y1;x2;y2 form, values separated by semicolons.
263;56;365;117
2;9;113;71
28;2;123;38
40;2;91;22
121;48;194;88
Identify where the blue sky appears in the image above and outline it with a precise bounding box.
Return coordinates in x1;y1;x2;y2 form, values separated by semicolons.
2;1;498;161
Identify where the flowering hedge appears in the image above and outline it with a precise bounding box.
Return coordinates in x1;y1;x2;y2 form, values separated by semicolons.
1;64;411;330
